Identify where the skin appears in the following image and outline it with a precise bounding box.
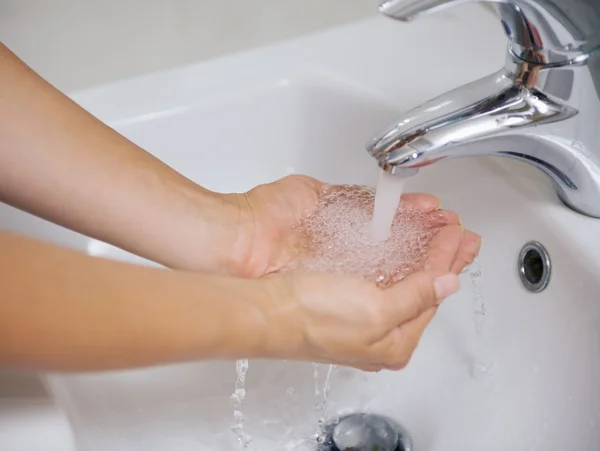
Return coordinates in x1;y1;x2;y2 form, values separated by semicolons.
0;42;481;373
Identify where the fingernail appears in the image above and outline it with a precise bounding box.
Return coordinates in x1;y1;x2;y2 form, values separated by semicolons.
435;274;460;300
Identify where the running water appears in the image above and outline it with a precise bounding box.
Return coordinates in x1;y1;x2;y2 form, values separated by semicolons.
308;170;413;444
371;170;411;241
313;363;321;396
319;364;336;422
230;169;458;447
230;359;252;448
466;261;494;379
314;364;338;445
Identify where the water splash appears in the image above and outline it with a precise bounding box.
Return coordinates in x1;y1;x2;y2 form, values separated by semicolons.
294;184;438;287
466;260;494;379
230;359;252;447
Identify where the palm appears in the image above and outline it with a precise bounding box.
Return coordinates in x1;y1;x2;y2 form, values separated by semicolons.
232;175;323;277
231;175;479;278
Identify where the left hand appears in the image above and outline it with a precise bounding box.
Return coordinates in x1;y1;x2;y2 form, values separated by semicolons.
223;175;480;278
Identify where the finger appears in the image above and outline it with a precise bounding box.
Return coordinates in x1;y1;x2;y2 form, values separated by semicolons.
424;224;463;272
450;230;482;274
372;307;438;371
424;209;461;228
295;175;325;194
385;307;438;370
381;271;460;326
400;193;440;212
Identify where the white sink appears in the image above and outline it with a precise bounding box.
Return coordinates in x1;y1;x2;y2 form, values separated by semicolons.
2;4;600;450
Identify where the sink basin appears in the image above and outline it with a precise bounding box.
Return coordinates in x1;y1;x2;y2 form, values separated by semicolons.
1;4;600;450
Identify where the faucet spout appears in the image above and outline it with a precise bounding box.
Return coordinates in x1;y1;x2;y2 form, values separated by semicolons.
367;0;600;218
368;57;576;170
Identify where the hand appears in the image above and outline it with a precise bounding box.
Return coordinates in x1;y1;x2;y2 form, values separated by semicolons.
259;216;480;371
225;175;481;277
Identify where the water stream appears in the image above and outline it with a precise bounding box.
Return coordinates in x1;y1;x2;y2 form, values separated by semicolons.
311;169;409;443
467;261;494;379
231;359;252;448
229;169;492;447
370;170;411;242
314;364;338;444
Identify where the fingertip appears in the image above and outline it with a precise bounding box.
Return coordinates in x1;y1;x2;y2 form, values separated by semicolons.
434;273;460;301
425;210;461;228
450;230;482;274
424;223;463;272
467;230;482;256
401;193;441;212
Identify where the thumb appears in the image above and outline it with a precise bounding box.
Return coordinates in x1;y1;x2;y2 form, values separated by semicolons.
382;271;460;326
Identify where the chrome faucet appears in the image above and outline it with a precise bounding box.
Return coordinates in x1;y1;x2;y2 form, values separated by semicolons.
367;0;600;217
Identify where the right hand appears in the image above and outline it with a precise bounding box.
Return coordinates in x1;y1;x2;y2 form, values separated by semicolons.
260;223;479;371
262;270;460;371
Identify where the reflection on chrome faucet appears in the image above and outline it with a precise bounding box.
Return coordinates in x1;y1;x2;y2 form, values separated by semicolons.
369;0;600;217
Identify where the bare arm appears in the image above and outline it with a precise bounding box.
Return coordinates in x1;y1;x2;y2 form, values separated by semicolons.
0;231;269;372
0;42;240;273
0;230;460;373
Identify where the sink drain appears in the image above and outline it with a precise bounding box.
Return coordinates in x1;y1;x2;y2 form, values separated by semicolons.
318;413;412;451
518;241;551;293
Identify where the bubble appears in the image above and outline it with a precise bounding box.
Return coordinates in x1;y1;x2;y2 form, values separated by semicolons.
291;184;439;287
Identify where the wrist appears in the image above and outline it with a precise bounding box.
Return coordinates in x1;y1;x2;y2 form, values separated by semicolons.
202;275;304;361
148;181;242;274
215;192;258;277
200;275;274;360
249;275;306;360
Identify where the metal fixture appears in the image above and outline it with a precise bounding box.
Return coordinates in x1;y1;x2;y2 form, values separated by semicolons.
318;413;413;451
368;0;600;217
518;241;551;293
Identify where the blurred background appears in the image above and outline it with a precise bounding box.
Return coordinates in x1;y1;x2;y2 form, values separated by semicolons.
0;0;376;93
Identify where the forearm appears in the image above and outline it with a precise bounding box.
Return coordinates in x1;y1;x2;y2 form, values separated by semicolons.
0;42;238;273
0;231;269;372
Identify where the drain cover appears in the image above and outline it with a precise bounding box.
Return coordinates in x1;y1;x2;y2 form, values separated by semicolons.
318;413;412;451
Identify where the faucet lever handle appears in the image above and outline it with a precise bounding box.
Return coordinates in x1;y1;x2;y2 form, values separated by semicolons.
378;0;600;64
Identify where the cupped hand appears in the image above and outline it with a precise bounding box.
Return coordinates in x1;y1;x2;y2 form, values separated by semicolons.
259;216;481;371
224;175;481;278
